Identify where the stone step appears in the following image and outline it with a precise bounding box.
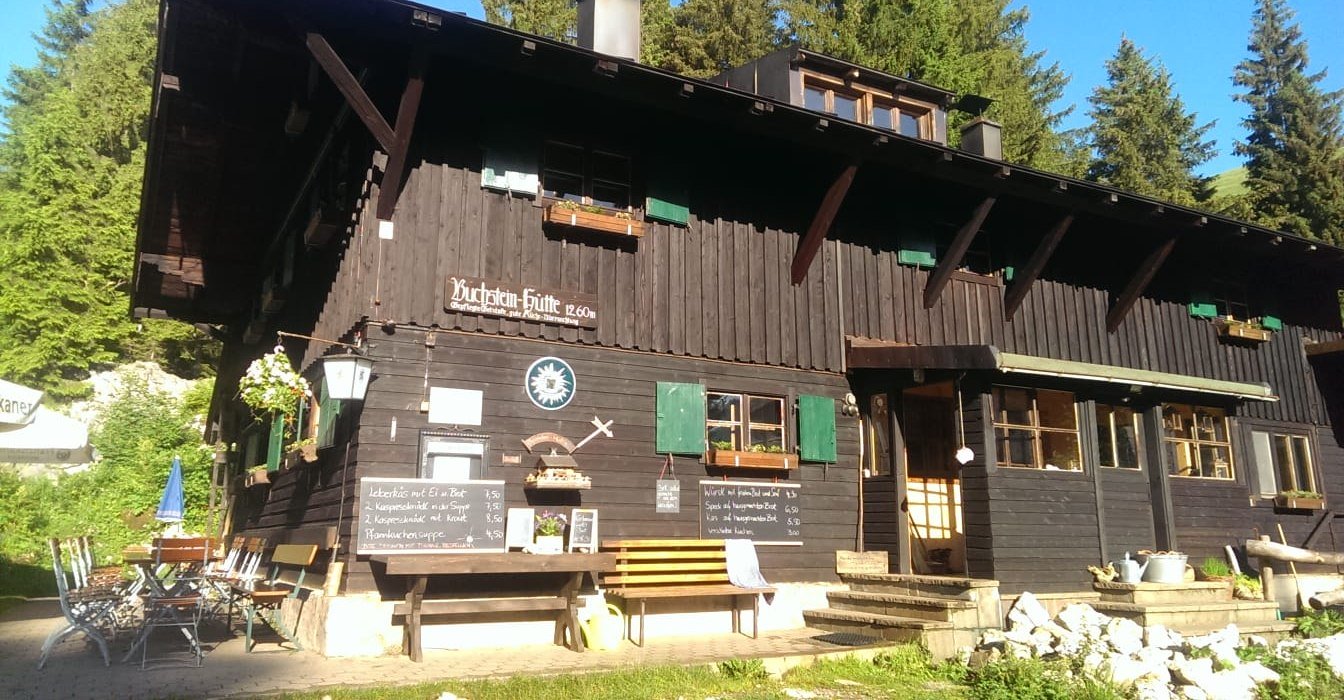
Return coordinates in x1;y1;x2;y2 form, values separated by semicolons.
803;608;970;659
1094;581;1234;606
1093;600;1282;630
827;590;981;626
840;573;999;601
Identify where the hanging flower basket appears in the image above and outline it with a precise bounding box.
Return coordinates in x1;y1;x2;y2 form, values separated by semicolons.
238;345;312;419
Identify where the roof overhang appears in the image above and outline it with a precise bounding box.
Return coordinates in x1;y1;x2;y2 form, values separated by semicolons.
846;340;1278;401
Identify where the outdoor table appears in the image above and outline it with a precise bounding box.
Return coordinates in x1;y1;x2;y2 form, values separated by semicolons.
370;552;617;662
118;540;215;663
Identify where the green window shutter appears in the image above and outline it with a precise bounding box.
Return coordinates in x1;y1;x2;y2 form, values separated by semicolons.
898;249;937;267
481;147;539;195
266;412;285;472
655;382;706;454
1188;302;1219;319
1259;315;1282;331
646;196;689;225
316;379;342;449
798;395;837;462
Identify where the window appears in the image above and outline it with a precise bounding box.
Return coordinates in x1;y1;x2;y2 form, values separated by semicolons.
706;392;786;453
1096;404;1142;469
1213;279;1251;320
802;74;934;140
1163;404;1233;479
992;387;1081;470
541;141;631;211
1250;430;1316;496
863;393;892;477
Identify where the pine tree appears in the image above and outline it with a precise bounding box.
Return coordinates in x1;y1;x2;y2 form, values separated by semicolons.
1233;0;1344;244
656;0;778;78
481;0;577;41
1085;38;1216;205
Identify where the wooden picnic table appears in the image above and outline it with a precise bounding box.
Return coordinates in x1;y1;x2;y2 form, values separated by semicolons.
370;552;617;662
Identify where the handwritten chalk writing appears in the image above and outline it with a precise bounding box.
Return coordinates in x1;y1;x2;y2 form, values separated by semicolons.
357;478;507;554
699;480;802;545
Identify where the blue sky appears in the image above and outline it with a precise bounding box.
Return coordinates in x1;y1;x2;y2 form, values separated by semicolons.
2;0;1340;176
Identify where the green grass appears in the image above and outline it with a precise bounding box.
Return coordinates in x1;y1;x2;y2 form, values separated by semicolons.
1211;166;1249;198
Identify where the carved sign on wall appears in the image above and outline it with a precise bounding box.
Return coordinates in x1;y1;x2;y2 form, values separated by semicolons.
445;275;598;328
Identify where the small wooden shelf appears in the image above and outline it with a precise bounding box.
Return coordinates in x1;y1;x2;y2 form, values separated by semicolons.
544;203;645;237
706;449;797;470
1274;495;1324;510
244;470;271;488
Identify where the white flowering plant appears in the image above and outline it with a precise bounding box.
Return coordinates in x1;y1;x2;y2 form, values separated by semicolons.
238;346;311;421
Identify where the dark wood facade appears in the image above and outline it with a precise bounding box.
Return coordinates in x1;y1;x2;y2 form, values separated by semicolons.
136;0;1344;597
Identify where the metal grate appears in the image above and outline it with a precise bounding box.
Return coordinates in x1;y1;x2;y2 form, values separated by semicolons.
812;631;882;647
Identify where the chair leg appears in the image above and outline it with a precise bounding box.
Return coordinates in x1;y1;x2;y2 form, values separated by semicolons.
245;604;255;653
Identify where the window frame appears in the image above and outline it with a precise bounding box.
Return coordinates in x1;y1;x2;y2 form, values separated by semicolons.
1246;424;1319;497
1162;403;1235;480
1096;402;1144;470
991;386;1082;471
800;71;936;140
540;140;636;215
705;391;789;454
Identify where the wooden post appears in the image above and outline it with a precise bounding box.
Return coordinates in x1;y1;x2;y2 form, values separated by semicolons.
1258;535;1276;603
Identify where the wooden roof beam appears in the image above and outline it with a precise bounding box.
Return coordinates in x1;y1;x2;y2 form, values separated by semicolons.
1106;235;1177;332
1004;212;1074;318
791;162;859;285
922;196;996;308
305;32;395;152
375;50;428;221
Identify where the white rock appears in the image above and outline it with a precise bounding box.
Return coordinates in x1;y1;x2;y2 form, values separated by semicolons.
1240;660;1280;685
1246;635;1268;647
1106;617;1145;656
1135;675;1174;700
1007;591;1052;632
1056;603;1110;636
1106;655;1151;685
979;628;1006;646
1145;624;1184;650
1208;668;1257;700
1171;656;1217;688
1137;645;1174;667
1179;687;1208;700
1082;651;1106;671
436;694;460;700
783;689;817;699
1003;628;1035;645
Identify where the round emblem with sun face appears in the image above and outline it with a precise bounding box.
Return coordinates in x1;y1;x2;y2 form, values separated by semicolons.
525;357;575;410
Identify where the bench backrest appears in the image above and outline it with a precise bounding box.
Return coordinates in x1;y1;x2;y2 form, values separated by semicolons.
153;537;213;565
600;539;730;590
262;544;321;594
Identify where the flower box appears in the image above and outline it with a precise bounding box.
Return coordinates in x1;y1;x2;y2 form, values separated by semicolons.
706;449;797;470
245;469;271;488
1274;494;1324;510
543;203;644;237
1215;319;1271;343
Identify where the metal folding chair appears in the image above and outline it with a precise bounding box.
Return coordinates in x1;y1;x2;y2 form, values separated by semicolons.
36;538;117;670
131;537;211;668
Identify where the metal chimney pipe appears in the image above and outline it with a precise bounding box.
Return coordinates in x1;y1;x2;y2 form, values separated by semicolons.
577;0;641;61
959;117;1003;160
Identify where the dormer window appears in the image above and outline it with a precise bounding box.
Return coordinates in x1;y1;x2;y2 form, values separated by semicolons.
802;73;934;140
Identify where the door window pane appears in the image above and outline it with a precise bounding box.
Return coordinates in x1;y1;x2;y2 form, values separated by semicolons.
865;394;891;476
1097;404;1140;469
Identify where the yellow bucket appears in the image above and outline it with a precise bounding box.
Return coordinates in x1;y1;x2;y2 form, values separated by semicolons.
580;603;625;651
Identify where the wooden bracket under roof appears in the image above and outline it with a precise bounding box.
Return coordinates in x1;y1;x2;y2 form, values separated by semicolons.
1004;212;1074;317
791;161;859;285
922;196;996;309
1106;234;1178;332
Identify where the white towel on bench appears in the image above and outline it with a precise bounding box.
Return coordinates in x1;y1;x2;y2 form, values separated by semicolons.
724;539;770;589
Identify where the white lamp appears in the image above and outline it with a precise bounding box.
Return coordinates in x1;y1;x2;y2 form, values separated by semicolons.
322;353;374;401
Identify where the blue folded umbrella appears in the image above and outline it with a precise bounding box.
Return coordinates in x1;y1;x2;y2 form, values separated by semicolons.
155;455;185;523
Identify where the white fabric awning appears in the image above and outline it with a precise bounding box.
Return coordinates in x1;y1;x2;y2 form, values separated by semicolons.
0;406;95;463
0;377;43;425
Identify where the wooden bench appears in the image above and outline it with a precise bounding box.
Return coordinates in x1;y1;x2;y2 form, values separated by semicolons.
600;539;774;647
230;543;319;652
372;552;617;662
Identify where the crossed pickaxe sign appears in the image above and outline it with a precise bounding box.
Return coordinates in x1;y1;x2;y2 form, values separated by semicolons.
571;416;613;453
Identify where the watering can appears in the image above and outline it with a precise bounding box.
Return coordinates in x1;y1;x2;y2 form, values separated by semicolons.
1112;552;1147;584
580;603;625;651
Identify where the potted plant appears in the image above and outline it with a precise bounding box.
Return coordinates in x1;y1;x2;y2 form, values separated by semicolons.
238;345;312;448
287;437;319;464
244;465;271;488
1233;573;1263;600
706;440;797;469
534;511;568;554
1214;316;1271;343
543;199;645;237
1275;489;1324;510
1197;557;1235;583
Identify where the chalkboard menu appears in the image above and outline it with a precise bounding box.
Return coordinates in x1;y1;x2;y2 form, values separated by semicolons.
568;509;598;552
357;478;506;554
700;480;802;545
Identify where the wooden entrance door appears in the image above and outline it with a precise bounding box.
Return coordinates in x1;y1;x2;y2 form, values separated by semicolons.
901;383;965;574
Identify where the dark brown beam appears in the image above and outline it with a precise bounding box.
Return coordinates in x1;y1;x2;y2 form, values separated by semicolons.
922;196;996;308
791;162;858;285
1004;212;1074;317
845;341;999;370
305;32;395;152
375;52;428;221
1106;235;1177;332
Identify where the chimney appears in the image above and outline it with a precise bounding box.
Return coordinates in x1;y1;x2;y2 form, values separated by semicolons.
577;0;641;62
959;117;1002;160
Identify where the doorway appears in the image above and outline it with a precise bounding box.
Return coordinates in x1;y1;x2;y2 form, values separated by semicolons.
901;382;965;574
